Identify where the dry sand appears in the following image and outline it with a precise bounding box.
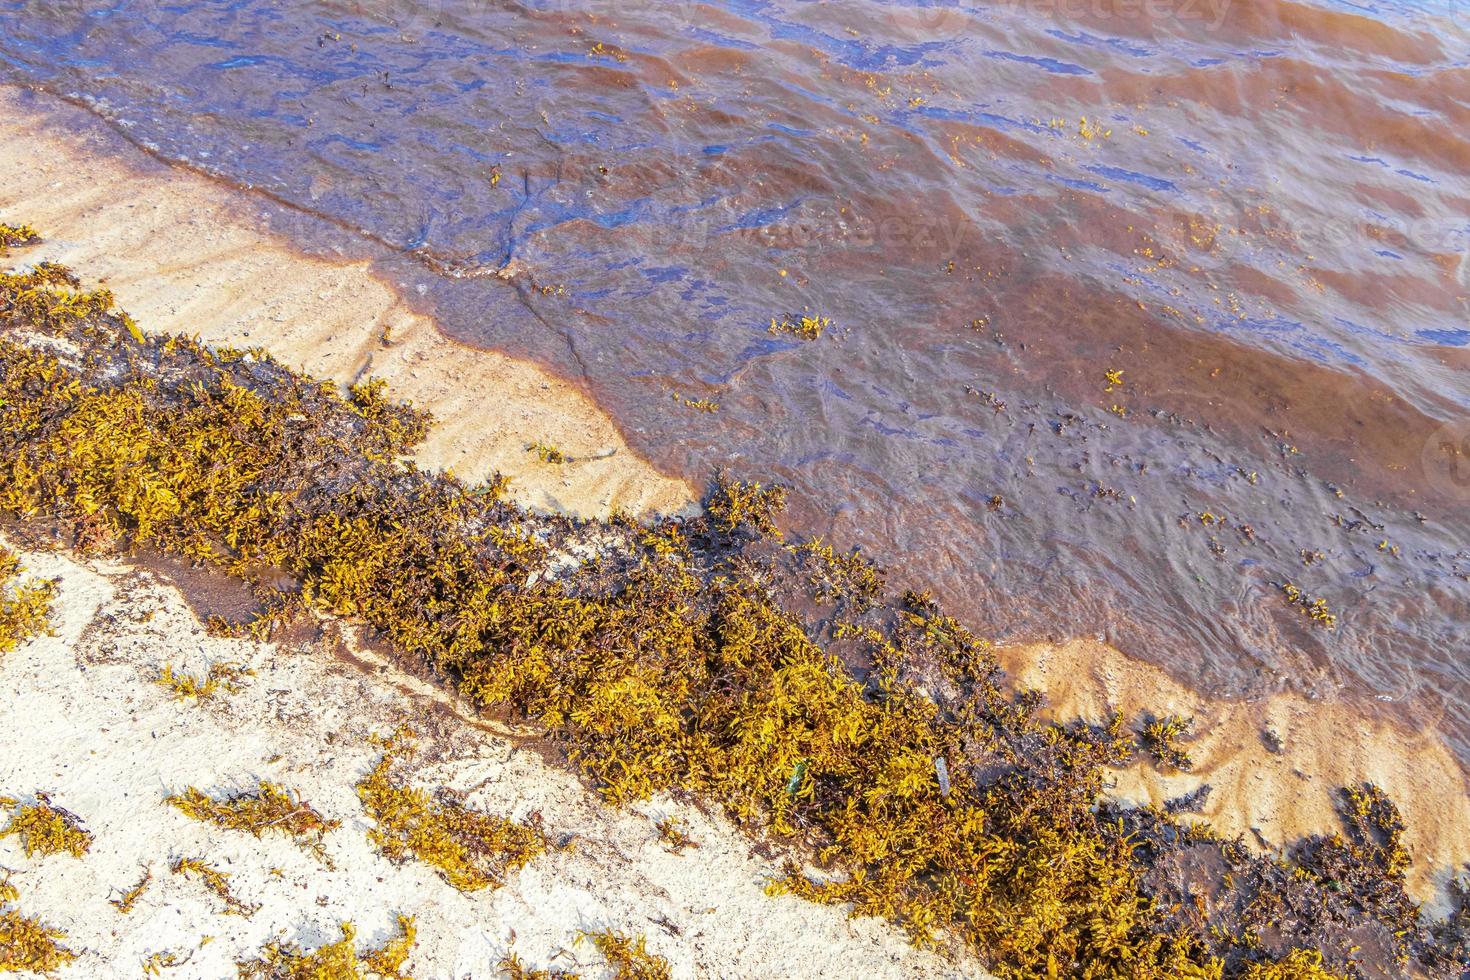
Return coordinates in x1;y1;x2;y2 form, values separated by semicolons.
0;539;981;979
0;85;695;521
1000;638;1470;912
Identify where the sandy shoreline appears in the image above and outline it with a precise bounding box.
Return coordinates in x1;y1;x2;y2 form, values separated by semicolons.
999;638;1470;912
3;80;1470;972
0;537;976;978
0;84;695;523
0;86;977;977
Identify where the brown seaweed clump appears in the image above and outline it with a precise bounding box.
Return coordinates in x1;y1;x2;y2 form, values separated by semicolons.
498;951;581;979
577;930;670;980
356;728;546;892
792;537;883;614
170;856;259;918
236;917;416;980
167;781;338;860
1;231;1467;978
0;225;39;256
0;871;74;975
156;661;253;701
1140;714;1195;772
705;471;788;537
0;795;91;859
654;817;697;855
527;441;567;465
0;547;54;657
109;866;152;914
0;908;75;976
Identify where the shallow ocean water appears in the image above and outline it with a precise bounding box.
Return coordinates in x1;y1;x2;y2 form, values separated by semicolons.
2;0;1468;755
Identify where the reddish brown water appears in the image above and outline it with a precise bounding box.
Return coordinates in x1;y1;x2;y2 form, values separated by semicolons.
3;1;1469;754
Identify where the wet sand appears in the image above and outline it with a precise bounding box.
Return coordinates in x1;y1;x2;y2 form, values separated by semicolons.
1001;638;1470;911
0;85;695;522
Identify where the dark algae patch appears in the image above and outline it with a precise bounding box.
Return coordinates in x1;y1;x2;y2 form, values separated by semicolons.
1;232;1467;977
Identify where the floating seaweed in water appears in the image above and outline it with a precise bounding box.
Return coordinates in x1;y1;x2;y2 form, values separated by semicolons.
1279;583;1338;629
0;239;1466;977
767;312;830;340
670;391;720;413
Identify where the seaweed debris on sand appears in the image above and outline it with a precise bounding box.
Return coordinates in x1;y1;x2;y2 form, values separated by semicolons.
1002;638;1470;917
3;228;1470;978
0;535;964;977
0;86;695;522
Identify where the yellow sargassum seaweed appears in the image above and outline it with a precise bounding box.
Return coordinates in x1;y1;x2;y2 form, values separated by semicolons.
0;909;75;975
167;781;339;861
0;796;91;859
0;547;54;657
0;242;1453;978
236;917;416;980
356;729;546;893
578;929;670;980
